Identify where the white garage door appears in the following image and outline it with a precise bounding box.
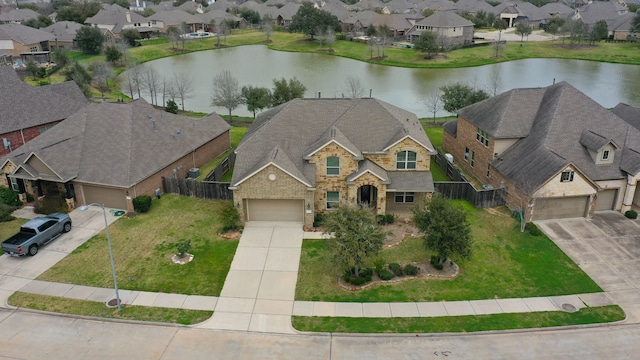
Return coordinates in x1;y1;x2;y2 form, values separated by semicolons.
82;185;127;210
533;197;589;221
595;189;617;211
247;199;304;222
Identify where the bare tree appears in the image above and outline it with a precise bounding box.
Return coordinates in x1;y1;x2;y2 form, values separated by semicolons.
325;26;336;52
488;67;502;96
344;75;364;98
161;76;171;107
90;60;114;99
130;60;143;99
424;92;442;123
172;71;195;111
211;70;243;120
141;65;161;105
262;14;274;42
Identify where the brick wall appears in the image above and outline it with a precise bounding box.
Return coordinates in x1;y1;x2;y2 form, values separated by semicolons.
0;121;61;157
233;164;314;228
443;117;495;183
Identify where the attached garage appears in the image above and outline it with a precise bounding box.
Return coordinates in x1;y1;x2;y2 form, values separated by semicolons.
595;189;618;211
81;185;127;210
533;196;589;221
246;199;304;222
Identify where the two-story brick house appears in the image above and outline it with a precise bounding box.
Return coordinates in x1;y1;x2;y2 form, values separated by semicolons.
443;81;640;221
230;98;437;229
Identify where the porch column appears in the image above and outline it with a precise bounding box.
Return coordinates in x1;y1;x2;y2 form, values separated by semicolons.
621;174;639;213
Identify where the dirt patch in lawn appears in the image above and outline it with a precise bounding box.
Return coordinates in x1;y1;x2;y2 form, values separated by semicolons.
382;221;422;247
219;229;242;239
338;260;459;291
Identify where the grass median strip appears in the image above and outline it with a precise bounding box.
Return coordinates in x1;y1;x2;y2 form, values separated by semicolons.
8;292;212;325
292;305;625;333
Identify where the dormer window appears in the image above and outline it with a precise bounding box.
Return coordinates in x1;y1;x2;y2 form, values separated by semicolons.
602;150;609;160
397;151;416;169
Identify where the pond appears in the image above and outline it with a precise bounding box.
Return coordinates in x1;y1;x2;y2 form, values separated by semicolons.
121;45;640;118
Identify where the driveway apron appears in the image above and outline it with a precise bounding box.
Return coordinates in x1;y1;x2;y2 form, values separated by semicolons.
197;221;303;333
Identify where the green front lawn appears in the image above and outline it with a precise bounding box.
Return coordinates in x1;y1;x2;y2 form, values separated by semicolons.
0;218;29;255
295;201;601;302
292;305;624;333
38;195;238;296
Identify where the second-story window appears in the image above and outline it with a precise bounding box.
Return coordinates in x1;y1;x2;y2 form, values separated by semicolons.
397;151;417;169
326;156;339;175
561;170;574;182
476;128;489;147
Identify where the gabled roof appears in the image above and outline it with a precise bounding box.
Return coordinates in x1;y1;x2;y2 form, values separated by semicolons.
453;0;495;15
304;126;362;159
0;8;39;23
0;66;88;135
482;82;640;192
148;10;204;26
346;159;390;183
415;10;473;28
2;99;230;187
539;2;574;17
608;12;634;31
232;98;434;188
579;129;619;152
41;21;84;43
611;102;640;130
85;4;149;33
0;23;55;45
574;0;627;25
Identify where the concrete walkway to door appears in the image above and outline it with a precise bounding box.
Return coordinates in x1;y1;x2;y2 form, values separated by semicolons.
196;221;304;333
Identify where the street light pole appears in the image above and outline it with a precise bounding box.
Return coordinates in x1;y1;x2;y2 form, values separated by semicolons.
80;203;121;313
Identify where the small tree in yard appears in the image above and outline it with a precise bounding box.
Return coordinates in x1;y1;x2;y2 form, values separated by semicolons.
323;205;386;278
414;31;438;59
211;70;243;120
515;22;532;42
216;200;240;232
413;193;472;265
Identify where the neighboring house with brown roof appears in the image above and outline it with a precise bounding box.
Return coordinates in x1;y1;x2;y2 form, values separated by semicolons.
443;81;640;221
0;23;55;58
0;8;39;24
0;99;230;211
41;21;84;50
407;10;474;45
230;98;436;229
85;4;163;39
0;65;87;158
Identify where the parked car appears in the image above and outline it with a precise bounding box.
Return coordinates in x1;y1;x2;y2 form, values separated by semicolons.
1;213;72;256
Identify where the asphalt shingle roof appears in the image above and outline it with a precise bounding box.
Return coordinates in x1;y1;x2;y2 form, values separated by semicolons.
41;21;84;43
233;98;434;189
0;23;55;45
0;66;88;135
3;99;230;187
611;103;640;130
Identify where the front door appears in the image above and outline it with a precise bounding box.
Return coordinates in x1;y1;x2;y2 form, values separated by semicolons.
357;185;378;210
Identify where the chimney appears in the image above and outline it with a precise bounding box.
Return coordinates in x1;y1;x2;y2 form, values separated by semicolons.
126;11;132;23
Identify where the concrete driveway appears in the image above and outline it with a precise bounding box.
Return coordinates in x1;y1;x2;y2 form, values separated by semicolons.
0;207;120;305
537;212;640;321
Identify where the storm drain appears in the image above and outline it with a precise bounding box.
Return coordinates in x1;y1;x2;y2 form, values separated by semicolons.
561;303;577;312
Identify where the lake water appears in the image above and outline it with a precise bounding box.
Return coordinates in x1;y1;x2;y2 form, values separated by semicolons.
121;45;640;117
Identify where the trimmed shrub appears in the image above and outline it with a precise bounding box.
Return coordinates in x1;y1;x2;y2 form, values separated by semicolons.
376;213;396;225
133;195;152;213
343;267;373;285
373;257;385;275
404;263;419;276
313;212;326;227
378;268;394;280
0;204;16;222
360;267;373;282
176;239;191;258
34;197;68;214
524;222;542;236
388;262;403;276
430;255;444;270
0;187;21;207
625;210;638;219
216;200;240;232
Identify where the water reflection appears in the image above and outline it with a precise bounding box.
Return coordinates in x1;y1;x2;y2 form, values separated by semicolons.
121;45;640;117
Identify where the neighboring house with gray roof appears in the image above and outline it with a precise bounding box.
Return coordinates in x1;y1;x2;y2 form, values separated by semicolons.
0;65;87;158
148;10;205;33
493;1;550;28
0;8;39;24
41;21;84;50
0;23;55;58
0;98;230;211
85;4;163;39
230;98;436;228
443;81;640;221
407;10;474;45
572;0;627;28
452;0;496;16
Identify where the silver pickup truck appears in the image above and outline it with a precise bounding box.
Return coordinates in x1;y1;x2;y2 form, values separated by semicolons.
1;213;72;256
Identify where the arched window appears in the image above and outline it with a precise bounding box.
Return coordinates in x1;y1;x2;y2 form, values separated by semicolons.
396;151;416;169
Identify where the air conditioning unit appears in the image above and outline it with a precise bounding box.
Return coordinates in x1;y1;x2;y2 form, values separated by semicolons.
188;168;200;179
445;153;454;163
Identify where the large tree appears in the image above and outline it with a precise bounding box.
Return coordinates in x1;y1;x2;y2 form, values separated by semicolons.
22;15;53;29
413;193;472;265
589;20;608;44
271;77;306;106
288;2;340;40
414;31;438;58
76;26;104;54
241;86;272;118
121;28;141;47
54;0;101;24
323;205;386;277
211;70;243;120
63;61;92;98
440;82;489;113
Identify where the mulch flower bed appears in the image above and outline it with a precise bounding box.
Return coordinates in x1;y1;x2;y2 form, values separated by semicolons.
338;260;459;291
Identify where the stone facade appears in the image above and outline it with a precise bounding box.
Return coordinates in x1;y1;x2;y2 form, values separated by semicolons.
308;142;359;213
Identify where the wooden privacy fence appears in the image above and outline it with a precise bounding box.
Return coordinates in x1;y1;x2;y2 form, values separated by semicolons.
162;177;233;200
204;152;236;182
434;182;506;208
